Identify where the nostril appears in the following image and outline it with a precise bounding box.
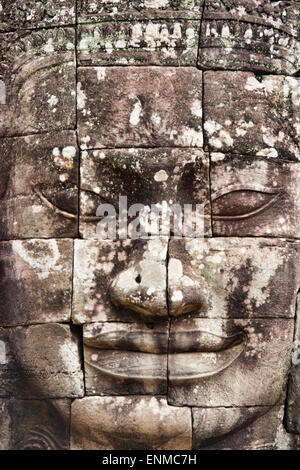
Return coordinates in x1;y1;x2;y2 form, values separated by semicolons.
110;267;168;318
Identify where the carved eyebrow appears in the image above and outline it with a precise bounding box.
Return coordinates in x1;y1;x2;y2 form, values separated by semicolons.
212;188;285;221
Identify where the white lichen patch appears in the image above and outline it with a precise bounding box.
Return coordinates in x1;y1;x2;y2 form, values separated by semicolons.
169;258;183;284
204;120;222;135
256;148;278;158
62;146;76;158
77;82;87;110
144;0;169;7
52;146;76;169
43;38;55;54
210;130;233;149
261;126;277;147
32;205;42;213
96;67;106;81
12;240;62;280
211;152;225;162
0;341;6;365
151;113;161;126
81;135;91;150
145;238;168;262
129;100;143;126
191;99;202;118
47;95;58;107
154;170;168;182
245;76;265;92
178;127;203;147
171;290;183;302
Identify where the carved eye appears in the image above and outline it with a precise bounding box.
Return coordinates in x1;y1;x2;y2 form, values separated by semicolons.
212;189;283;220
80;188;120;222
32;186;78;220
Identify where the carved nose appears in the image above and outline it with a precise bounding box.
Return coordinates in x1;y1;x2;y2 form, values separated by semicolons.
168;257;208;317
109;238;207;320
109;239;168;319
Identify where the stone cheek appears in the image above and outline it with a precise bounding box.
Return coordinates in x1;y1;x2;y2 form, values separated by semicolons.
0;240;73;326
77;66;203;149
168;238;299;319
0;132;78;239
0;28;76;137
79;148;210;238
287;293;300;434
198;0;300;75
0;324;84;399
203;72;300;160
193;405;300;450
71;396;192;450
0;399;71;450
168;318;294;407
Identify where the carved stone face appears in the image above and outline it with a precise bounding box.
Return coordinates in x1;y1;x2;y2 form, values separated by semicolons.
0;0;300;451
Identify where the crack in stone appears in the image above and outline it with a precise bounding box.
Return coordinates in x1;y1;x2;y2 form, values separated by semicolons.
166;236;171;402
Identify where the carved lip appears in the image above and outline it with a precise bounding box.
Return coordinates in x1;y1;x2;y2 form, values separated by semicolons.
168;341;245;382
84;327;245;354
84;327;168;354
84;329;246;381
169;330;246;353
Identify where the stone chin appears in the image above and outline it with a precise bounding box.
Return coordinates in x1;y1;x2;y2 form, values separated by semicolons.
70;395;278;450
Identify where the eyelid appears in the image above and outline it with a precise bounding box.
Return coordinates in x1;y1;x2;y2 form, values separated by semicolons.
33;186;111;223
211;184;283;202
32;185;77;220
80;187;120;213
212;185;285;221
79;187;122;223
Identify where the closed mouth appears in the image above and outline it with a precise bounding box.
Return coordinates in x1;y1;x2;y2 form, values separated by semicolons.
84;327;247;382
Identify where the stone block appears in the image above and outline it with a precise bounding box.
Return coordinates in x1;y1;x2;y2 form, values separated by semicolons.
0;399;70;450
77;66;203;149
0;27;76;137
0;132;78;239
193;405;300;450
0;1;76;31
0;240;73;326
168;238;299;319
0;324;84;398
203;72;300;160
83;322;168;396
198;0;300;75
168;317;294;407
71;396;192;450
72;237;168;323
80;148;210;238
211;156;300;238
